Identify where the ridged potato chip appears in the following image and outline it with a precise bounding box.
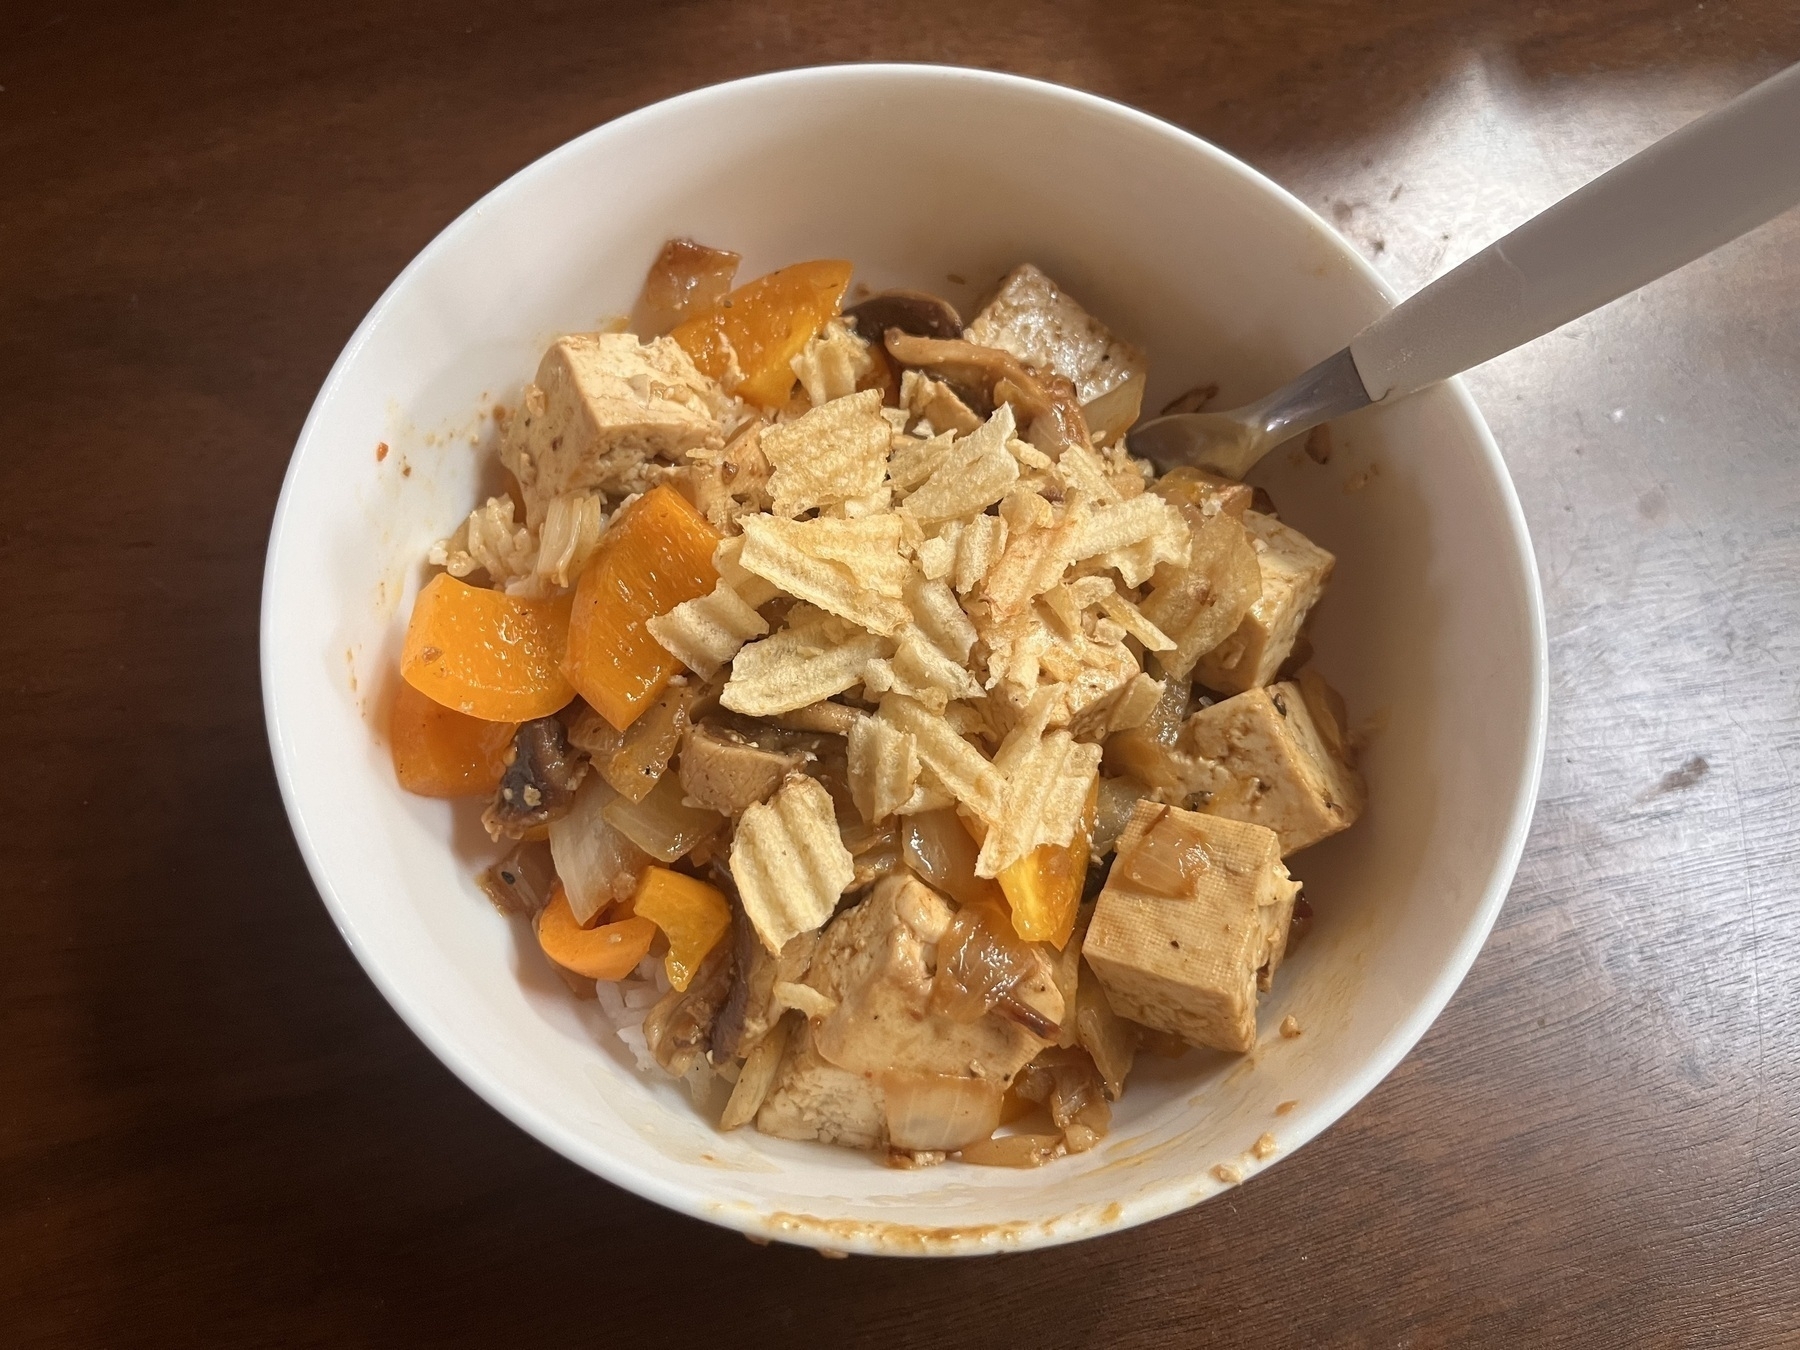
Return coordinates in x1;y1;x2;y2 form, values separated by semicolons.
712;534;779;607
1071;492;1192;588
1138;506;1262;679
887;428;957;491
646;579;770;678
738;513;910;635
900;404;1021;528
722;604;891;716
790;320;872;407
731;775;856;954
877;693;1006;823
761;388;889;517
975;693;1104;877
847;714;920;822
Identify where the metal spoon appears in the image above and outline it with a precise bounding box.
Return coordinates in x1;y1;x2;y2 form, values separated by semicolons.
1128;60;1800;479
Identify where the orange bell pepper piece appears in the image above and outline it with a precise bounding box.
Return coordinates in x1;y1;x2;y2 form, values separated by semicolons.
630;866;731;992
388;679;516;797
537;884;658;981
996;781;1099;950
562;486;720;731
670;259;853;407
401;573;574;721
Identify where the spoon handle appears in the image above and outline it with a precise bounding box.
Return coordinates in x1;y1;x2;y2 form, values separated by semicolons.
1348;60;1800;403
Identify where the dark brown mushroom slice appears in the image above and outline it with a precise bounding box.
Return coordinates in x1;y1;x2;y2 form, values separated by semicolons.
845;289;964;342
645;941;737;1077
710;905;763;1065
482;716;587;840
713;916;822;1067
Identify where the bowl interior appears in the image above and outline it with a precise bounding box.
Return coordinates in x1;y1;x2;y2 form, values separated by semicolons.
263;65;1544;1255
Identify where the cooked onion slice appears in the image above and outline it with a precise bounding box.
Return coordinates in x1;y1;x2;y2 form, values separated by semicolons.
929;900;1046;1029
719;1013;793;1131
548;777;650;924
881;1071;1002;1151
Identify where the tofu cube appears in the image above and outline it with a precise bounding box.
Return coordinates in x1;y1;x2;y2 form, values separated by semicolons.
501;333;726;524
1084;802;1299;1052
1194;511;1334;694
754;877;1061;1149
965;263;1145;404
1184;678;1365;855
754;1020;889;1150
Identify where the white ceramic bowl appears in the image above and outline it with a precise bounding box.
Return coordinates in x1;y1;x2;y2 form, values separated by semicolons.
262;64;1546;1256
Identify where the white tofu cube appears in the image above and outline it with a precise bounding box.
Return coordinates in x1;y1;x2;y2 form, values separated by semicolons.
1194;511;1334;694
965;263;1145;403
1084;802;1299;1052
1184;678;1365;855
754;1020;889;1150
501;332;726;523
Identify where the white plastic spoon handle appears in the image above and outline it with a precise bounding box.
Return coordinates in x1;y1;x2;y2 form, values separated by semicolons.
1349;61;1800;402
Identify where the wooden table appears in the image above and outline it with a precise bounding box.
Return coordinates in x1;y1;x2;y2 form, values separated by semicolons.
6;2;1798;1344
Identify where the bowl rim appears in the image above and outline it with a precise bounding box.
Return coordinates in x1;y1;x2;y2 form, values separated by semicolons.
261;61;1549;1255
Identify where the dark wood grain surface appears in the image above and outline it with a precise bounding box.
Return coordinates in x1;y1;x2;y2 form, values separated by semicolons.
5;2;1799;1345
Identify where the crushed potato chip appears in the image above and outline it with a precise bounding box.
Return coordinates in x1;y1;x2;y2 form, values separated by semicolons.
947;515;1008;596
1039;626;1141;727
1007;437;1055;472
1138;506;1262;679
1070;492;1192;588
1105;671;1164;732
790;319;873;407
761;388;890;517
917;532;956;580
713;534;779;607
907;572;978;662
1053;441;1121;503
738;513;910;635
1068;669;1164;742
863;628;984;712
899;369;983;437
974;602;1059;697
975;692;1104;877
1098;586;1175;651
646;579;770;678
847;714;921;822
900;403;1021;527
731;776;855;954
982;498;1088;621
722;605;891;716
887;429;957;492
878;693;1007;823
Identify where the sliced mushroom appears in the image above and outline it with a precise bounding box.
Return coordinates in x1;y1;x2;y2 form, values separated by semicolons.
482;717;587;840
884;331;1092;454
679;723;806;817
644;940;737;1078
845;289;963;341
712;908;820;1065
